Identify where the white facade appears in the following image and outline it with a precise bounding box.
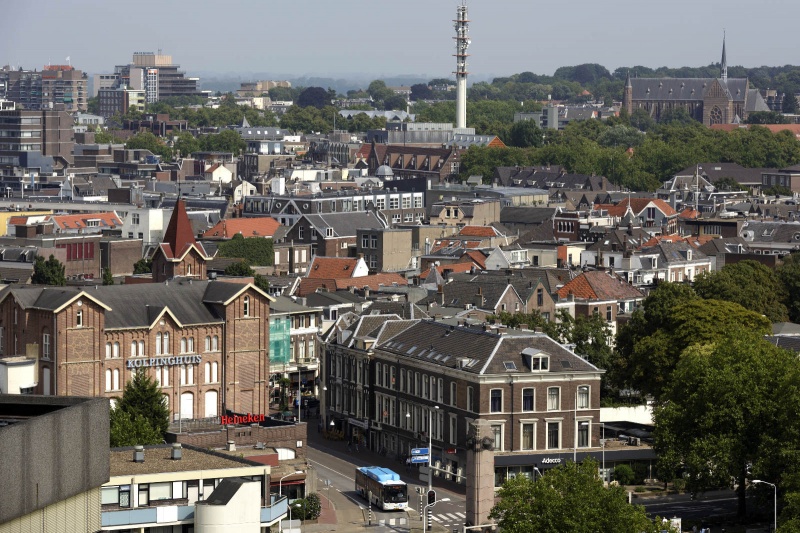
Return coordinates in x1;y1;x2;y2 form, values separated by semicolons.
0;356;37;394
118;207;171;247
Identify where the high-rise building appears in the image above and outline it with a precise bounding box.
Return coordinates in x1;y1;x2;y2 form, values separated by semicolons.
0;105;75;178
95;52;204;104
0;65;88;112
97;86;146;118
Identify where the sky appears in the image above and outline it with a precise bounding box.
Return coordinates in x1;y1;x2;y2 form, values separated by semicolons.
2;0;798;84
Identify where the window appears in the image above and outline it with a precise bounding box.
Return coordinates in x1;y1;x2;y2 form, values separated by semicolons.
105;369;112;391
163;332;169;354
449;414;457;445
389;197;399;209
578;386;589;410
390;367;396;390
205;336;211;352
547;421;560;449
467;387;474;412
522;388;534;411
578;421;590;448
0;327;4;354
187;337;194;353
537;288;543;307
491;424;502;451
212;362;218;383
361;234;369;248
522;422;535;450
156;333;162;355
212;335;219;351
370;235;378;248
42;333;50;358
132;213;140;225
298;225;304;239
243;296;250;317
450;382;457;406
490;389;502;412
414;197;422;208
547;387;560;411
106;342;112;359
422;375;429;399
376;198;385;210
205;362;211;383
437;378;444;403
131;341;137;357
606;306;612;321
76;310;83;327
181;337;187;354
139;340;145;356
113;342;120;358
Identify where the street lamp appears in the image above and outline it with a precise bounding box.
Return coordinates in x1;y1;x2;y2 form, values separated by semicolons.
279;470;304;498
752;480;777;532
284;502;302;533
425;405;439;530
424;497;450;531
600;422;605;485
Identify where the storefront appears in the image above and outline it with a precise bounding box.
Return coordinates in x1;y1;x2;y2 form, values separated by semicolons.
348;417;370;447
493;448;658;488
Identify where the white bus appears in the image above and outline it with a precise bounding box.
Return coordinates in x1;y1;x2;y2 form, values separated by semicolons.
354;466;408;511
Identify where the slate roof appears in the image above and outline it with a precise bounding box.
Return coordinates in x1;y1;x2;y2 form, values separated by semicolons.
557;271;644;301
641;241;709;264
366;301;431;320
602;198;678;218
629;78;749;102
740;221;800;243
673;162;773;186
418;280;518;311
377;320;601;375
270;295;320;314
201;217;281;239
302;211;385;238
304;290;366;308
766;335;800;353
698;237;748;255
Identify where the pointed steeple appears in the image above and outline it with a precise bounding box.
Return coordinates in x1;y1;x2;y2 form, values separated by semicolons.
721;31;728;82
625;70;632;89
162;198;206;259
241;115;251;128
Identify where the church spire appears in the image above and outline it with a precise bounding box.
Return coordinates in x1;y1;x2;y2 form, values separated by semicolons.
625;69;632;89
721;31;728;82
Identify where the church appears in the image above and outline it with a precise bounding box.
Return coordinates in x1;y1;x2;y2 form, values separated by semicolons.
623;38;770;126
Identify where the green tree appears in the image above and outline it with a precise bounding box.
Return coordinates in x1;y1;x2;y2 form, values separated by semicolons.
217;235;274;266
778;252;800;323
224;260;255;277
87;96;99;114
102;268;114;286
613;464;635;485
297;87;331;109
507;120;544;148
110;407;162;447
199;130;246;156
489;458;671;533
32;255;66;286
133;257;152;274
746;111;791;124
95;130;123;144
693;260;789;322
383;94;407;111
409;83;434;101
614;294;771;399
126;132;173;159
110;369;170;446
654;331;800;518
173;132;200;158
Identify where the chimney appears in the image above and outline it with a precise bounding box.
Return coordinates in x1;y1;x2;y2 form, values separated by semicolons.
171;443;182;460
226;440;236;452
133;445;145;463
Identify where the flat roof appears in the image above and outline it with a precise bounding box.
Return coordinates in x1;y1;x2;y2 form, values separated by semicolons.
110;445;262;477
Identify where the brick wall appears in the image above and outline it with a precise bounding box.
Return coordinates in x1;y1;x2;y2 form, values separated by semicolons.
166;421;307;458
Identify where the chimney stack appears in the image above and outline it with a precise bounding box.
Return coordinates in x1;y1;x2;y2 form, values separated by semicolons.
171;443;182;460
133;445;145;463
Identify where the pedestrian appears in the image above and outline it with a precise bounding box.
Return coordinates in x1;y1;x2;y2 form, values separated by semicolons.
405;457;411;473
317;420;322;434
354;441;359;452
347;441;352;453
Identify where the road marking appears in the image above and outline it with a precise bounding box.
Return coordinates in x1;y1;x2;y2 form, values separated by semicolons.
334;488;364;509
308;459;356;482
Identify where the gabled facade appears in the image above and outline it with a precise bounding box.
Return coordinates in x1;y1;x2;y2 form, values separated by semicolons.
151;199;213;282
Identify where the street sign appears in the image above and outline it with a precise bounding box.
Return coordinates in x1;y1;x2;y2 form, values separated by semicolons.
411;447;429;456
411;454;430;464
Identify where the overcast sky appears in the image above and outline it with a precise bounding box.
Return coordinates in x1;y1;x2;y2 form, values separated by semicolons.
2;0;797;82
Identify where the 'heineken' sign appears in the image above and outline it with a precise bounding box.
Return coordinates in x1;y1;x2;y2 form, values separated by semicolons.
126;355;203;369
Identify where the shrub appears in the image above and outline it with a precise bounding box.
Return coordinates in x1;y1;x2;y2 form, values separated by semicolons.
613;464;635;485
292;493;321;520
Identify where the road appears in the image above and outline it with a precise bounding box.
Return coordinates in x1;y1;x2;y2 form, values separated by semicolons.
642;490;739;523
307;436;467;532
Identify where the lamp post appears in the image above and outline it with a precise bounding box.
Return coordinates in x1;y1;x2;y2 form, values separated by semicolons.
753;480;777;532
279;470;304;498
425;405;439;531
600;422;605;485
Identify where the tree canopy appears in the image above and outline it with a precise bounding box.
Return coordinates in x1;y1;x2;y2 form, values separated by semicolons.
693;260;789;322
654;331;800;518
125;132;172;159
32;255;66;286
217;235;274;266
489;457;673;533
297;87;331;109
110;369;170;447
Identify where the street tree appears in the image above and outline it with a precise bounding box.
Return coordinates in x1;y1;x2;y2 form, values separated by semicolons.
613;295;771;399
297;87;331;109
489;457;673;533
693;260;789;322
653;331;800;518
777;252;800;323
133;257;152;274
110;369;170;446
32;255;66;286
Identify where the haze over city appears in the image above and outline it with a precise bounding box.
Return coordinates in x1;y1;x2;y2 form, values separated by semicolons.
2;0;799;82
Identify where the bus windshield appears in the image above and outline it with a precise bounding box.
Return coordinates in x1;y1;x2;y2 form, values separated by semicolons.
384;485;407;503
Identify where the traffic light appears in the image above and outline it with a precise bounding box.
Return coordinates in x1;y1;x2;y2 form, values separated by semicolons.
427;489;436;505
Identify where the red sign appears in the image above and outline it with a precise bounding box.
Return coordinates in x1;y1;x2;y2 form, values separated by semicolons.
445;448;457;454
221;413;266;425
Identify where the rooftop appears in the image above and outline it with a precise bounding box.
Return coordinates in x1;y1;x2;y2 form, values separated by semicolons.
110;445;262;477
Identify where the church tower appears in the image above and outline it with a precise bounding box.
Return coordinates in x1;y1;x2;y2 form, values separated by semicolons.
151;199;212;282
623;70;633;115
720;33;728;82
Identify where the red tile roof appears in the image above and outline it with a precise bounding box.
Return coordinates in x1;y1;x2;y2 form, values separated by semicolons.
296;273;407;296
557;271;644;301
307;257;360;279
202;217;281;239
49;211;122;231
678;207;700;220
458;225;501;238
459;250;487;270
161;199;209;259
436;262;476;276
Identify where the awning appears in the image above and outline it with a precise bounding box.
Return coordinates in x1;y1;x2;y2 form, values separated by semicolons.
494;447;657;467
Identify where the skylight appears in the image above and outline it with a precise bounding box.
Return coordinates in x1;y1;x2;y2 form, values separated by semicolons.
503;361;518;371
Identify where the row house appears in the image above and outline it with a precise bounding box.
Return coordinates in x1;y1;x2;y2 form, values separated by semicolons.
242;189;426;228
418;280;526;321
740;221;800;256
282;211;385;258
268;296;323;408
556;271;645;336
365;143;462;182
600;198;679;236
448;271;559;321
324;317;619;487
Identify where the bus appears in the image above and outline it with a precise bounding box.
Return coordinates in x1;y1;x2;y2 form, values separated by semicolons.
354;466;408;511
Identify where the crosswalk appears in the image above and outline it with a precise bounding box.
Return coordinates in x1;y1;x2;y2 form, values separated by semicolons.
432;511;467;526
377;517;408;526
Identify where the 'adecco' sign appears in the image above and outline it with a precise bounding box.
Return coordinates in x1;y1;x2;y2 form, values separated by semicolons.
541;457;562;465
126;355;202;369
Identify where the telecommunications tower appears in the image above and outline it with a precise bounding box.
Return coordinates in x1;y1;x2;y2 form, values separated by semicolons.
454;2;471;129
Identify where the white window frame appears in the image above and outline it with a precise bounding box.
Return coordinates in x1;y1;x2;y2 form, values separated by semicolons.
490;388;503;413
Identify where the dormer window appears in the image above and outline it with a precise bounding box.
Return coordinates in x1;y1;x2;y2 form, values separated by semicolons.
522;347;549;372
